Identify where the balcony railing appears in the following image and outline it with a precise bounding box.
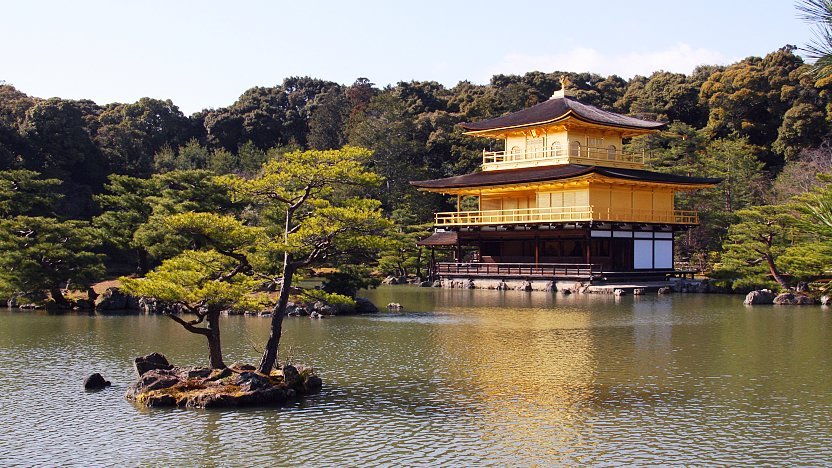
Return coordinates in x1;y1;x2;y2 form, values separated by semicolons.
482;146;645;170
436;262;602;279
435;206;698;226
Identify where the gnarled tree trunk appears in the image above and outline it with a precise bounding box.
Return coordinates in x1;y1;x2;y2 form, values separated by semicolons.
50;287;68;306
765;254;790;290
206;306;225;369
258;263;296;374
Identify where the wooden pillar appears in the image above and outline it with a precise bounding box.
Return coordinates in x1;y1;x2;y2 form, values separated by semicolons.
585;229;591;265
533;236;539;265
457;194;461;212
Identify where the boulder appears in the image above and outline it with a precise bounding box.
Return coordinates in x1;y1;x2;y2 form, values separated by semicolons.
382;276;399;285
518;280;532;292
230;362;256;372
134;352;173;377
282;364;302;390
633;288;645;295
84;373;111;390
613;289;626;297
304;374;323;394
419;281;432;287
236;371;272;392
432;280;442;288
465;279;476;289
309;311;323;319
496;281;508;291
126;368;181;400
285;301;306;317
312;301;336;316
73;299;94;310
658;287;672;295
386;302;403;310
354;297;379;314
744;289;776;305
206;367;233;381
95;287;140;311
773;292;815;305
821;295;831;306
138;297;166;314
186;368;212;379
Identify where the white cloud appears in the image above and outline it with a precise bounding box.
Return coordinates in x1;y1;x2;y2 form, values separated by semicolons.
488;43;733;79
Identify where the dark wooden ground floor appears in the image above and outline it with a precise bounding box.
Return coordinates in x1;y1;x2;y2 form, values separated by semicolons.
429;226;679;272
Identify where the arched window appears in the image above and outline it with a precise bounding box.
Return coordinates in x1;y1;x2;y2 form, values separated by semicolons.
570;141;581;158
607;145;617;160
551;141;562;157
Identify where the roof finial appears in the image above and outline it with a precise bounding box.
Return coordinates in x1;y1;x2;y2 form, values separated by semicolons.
551;75;573;100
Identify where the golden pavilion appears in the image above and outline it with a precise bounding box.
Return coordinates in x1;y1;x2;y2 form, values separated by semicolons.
412;79;719;284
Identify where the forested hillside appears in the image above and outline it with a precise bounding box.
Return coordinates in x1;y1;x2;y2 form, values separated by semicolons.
1;45;830;294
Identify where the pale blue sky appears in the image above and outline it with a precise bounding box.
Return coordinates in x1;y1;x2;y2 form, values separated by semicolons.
1;0;814;114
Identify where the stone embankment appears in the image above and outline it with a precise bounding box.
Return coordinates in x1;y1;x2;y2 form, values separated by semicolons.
432;277;731;295
125;353;322;408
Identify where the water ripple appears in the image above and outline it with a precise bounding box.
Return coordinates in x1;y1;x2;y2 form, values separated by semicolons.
0;291;830;465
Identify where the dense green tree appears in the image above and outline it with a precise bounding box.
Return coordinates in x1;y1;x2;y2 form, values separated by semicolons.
307;89;350;150
377;220;432;279
348;93;425;212
771;143;832;202
0;216;104;304
0;84;36;129
623;71;705;125
700;47;826;164
206;141;270;176
792;174;832;240
219;146;390;373
204;77;343;152
132;170;236;264
0;170;62;218
153;138;211;173
122;212;264;369
20;98;105;188
96;98;191;177
719;205;796;290
93;174;158;273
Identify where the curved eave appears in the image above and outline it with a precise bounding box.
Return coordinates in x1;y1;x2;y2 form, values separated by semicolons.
461;110;666;138
411;165;721;195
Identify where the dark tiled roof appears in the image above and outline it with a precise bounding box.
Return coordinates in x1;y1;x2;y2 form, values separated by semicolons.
416;231;458;246
410;165;720;190
460;97;666;132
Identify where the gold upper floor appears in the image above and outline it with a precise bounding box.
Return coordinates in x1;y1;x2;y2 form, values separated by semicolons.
436;177;701;227
476;121;650;171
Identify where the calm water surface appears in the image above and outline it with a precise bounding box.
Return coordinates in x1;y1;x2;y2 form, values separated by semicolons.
0;287;830;465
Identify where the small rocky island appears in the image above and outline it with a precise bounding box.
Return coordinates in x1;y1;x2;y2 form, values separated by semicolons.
126;353;322;408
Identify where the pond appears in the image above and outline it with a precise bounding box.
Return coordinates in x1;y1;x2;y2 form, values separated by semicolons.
0;287;829;465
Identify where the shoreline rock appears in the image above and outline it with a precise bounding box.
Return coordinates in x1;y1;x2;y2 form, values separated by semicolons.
773;292;815;305
744;289;776;305
84;373;111;390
